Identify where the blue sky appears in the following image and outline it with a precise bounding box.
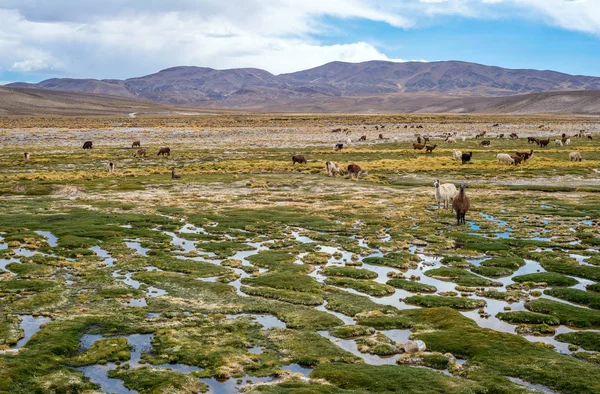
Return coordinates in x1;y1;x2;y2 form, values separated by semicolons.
1;0;600;84
320;16;600;77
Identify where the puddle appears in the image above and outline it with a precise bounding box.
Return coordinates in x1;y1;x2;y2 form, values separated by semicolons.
79;333;202;393
315;301;356;325
125;240;150;256
79;364;136;394
34;231;58;247
507;377;560;394
165;231;197;254
200;375;273;394
14;315;51;349
380;329;412;344
225;314;286;329
91;245;115;267
318;331;401;366
127;298;147;307
248;346;264;355
0;256;21;272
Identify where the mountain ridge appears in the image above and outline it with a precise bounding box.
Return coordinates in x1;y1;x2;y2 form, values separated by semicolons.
8;60;600;108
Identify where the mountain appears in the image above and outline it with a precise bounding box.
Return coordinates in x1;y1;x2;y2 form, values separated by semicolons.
8;61;600;108
3;86;600;116
5;60;600;114
0;86;213;116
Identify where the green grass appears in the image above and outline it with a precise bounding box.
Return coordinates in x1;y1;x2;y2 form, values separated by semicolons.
108;367;207;393
241;286;323;305
325;277;395;297
544;288;600;309
266;329;360;366
405;295;486;310
424;267;500;287
323;288;398;317
322;266;378;280
496;311;560;325
471;266;514;278
525;299;600;328
68;338;131;366
247;250;298;269
555;332;600;352
362;251;420;269
540;256;600;282
386;279;437;293
330;325;375;339
242;272;322;293
310;363;485;393
512;272;578;287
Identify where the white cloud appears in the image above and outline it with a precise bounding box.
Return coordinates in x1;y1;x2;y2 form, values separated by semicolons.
0;1;598;80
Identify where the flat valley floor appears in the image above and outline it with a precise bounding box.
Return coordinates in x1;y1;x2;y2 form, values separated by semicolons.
1;114;600;394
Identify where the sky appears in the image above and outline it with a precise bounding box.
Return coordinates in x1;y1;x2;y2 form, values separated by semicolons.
1;0;600;85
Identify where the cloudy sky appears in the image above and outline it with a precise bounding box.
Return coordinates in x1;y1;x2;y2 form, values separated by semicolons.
1;0;599;84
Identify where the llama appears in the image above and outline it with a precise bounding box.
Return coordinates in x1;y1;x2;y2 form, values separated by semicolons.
347;164;361;179
425;144;437;153
23;152;30;161
326;161;341;177
158;147;171;156
132;141;141;148
496;153;515;165
554;139;563;147
452;149;462;161
452;184;471;225
569;152;582;162
83;141;93;149
292;155;307;164
511;155;523;165
433;180;457;211
171;168;181;179
106;162;115;173
461;152;473;164
516;150;534;161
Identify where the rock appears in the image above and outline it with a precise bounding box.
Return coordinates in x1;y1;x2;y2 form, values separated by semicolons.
403;340;419;354
444;353;456;364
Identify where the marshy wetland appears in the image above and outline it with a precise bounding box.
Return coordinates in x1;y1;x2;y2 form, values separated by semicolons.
1;114;600;393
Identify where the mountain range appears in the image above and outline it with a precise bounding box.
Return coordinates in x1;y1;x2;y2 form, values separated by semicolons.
5;60;600;114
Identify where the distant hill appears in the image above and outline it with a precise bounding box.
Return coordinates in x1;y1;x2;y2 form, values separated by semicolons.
4;60;600;115
0;86;209;117
8;61;600;110
2;86;600;116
